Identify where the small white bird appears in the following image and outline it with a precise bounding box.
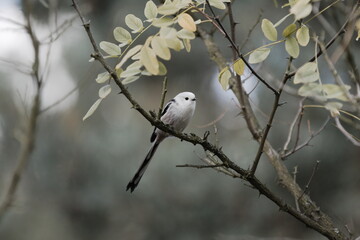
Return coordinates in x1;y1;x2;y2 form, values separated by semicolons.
126;92;196;192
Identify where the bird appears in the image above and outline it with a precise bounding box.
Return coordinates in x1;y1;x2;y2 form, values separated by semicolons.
126;92;196;192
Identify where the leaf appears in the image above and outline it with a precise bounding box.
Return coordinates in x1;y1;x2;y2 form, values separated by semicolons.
218;67;231;90
294;62;319;84
157;2;180;15
165;37;184;51
248;48;271;64
158;61;167;76
176;29;195;39
151;36;171;60
152;17;175;27
83;98;102;121
296;25;310;46
120;67;142;78
125;14;144;33
298;83;325;100
282;23;297;37
208;0;226;9
183;39;191;52
325;102;343;117
96;72;110;83
285;37;299;58
99;41;121;56
160;26;177;39
116;45;142;69
178;13;197;32
290;0;312;20
113;27;132;43
322;84;351;101
122;75;140;85
140;46;159;75
144;1;158;21
233;58;245;76
99;84;112;99
261;19;277;41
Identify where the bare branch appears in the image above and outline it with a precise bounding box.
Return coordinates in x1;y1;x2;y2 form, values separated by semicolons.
283;99;305;153
298;160;321;201
157;77;168;120
334;117;360;146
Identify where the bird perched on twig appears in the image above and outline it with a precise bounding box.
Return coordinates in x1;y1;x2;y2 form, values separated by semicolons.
126;92;196;192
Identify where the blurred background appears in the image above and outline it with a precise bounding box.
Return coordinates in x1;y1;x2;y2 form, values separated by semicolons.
0;0;359;239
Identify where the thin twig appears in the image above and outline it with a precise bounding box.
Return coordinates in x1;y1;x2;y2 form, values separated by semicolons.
334;117;360;146
283;99;305;153
298;160;320;201
239;10;263;51
292;166;300;212
283;118;330;158
0;0;42;221
157;76;168;120
176;163;226;169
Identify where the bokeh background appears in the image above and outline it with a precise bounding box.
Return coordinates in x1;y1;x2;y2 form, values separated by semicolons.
0;0;359;239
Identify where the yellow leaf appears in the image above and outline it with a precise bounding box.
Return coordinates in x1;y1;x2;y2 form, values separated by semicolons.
290;0;312;20
282;23;297;37
151;36;171;60
99;84;112;99
116;45;142;69
178;13;197;32
233;58;245;75
218;67;231;90
140;46;159;75
176;29;195;40
294;62;319;84
113;27;132;43
261;19;277;41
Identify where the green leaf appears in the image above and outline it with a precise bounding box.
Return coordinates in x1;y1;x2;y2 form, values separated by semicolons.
294;62;319;84
151;36;171;60
249;48;271;64
125;14;144;33
290;0;312;20
83;98;102;121
178;13;197;32
233;58;245;76
152;17;175;27
158;61;167;76
176;29;195;39
116;45;142;69
282;23;297;37
113;27;132;43
99;41;121;56
157;2;180;15
120;67;142;78
122;75;140;85
218;67;231;90
99;84;112;99
96;72;110;83
140;46;159;75
325;102;343;117
298;83;325;100
296;25;310;46
285;37;299;58
144;1;158;21
322;84;351;101
208;0;226;9
261;19;277;41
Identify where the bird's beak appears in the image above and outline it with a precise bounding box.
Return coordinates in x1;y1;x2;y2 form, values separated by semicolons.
192;98;196;101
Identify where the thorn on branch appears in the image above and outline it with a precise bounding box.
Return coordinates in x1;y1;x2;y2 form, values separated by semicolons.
149;110;157;118
203;130;210;140
278;101;287;107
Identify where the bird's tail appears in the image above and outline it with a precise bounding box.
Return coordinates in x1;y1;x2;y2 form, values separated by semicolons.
126;142;160;192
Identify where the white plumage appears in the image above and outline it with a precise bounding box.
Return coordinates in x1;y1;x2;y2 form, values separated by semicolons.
126;92;196;192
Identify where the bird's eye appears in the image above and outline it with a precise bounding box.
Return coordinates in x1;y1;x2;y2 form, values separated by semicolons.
185;97;189;100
